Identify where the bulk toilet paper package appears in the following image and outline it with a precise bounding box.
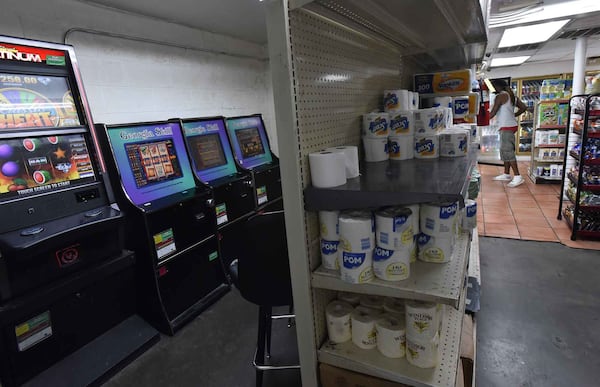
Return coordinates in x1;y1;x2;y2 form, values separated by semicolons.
362;113;389;137
373;246;410;281
326;300;353;343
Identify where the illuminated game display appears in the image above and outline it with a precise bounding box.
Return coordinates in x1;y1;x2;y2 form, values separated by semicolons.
106;121;196;206
182;117;238;182
225;115;273;169
0;134;95;201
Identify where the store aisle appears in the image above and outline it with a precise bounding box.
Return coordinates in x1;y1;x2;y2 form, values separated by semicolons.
476;237;600;387
477;162;600;250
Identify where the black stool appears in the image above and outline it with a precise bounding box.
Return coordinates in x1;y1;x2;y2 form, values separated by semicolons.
229;210;299;387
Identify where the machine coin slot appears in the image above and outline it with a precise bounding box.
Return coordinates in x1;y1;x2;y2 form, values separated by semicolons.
20;226;44;236
75;189;100;203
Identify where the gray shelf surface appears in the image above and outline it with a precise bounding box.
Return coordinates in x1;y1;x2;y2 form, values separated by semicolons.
304;149;477;211
312;232;469;308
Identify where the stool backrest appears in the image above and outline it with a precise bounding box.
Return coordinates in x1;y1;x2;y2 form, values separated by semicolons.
237;210;293;307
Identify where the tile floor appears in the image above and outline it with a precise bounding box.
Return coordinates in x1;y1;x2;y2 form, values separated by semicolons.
476;162;600;250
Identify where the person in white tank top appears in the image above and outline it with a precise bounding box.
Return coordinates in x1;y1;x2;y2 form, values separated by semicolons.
489;79;528;187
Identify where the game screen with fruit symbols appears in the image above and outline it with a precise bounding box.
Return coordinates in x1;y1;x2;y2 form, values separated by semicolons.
106;121;196;207
0;134;96;202
0;73;81;129
225;115;273;169
182;118;238;183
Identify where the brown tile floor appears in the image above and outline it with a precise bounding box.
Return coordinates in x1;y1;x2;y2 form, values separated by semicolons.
477;162;600;250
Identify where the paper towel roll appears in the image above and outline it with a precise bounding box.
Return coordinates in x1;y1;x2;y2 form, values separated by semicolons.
359;295;385;311
420;202;458;237
384;89;409;112
414;135;439;159
406;333;440;368
376;314;406;358
406;204;420;235
375;207;414;249
355;305;384;317
340;250;373;284
363;136;389;162
439;129;469;157
410;236;417;263
388;111;414;136
414;107;445;135
339;210;373;252
362;113;389;138
351;308;378;349
416;232;454;263
373;246;410;281
388;135;415;160
319;210;339;240
326;300;354;343
405;301;442;340
320;239;340;270
433;96;453;109
462;199;477;230
338;291;361;306
308;151;347;188
383;297;406;315
407;91;414;111
452;95;470;123
325;146;360;178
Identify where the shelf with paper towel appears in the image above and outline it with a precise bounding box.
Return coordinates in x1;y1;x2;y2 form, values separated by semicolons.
304;148;477;211
312;232;469;308
318;286;467;387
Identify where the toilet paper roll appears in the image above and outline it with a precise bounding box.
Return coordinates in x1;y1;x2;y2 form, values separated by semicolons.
326;300;354;343
376;314;406;358
414;135;439;159
308;151;347;188
362;113;389;138
339;210;374;252
433;96;453;109
405;301;442;340
462;199;477;230
410;237;417;263
326;146;360;178
416;232;454;263
351;308;378;349
406;332;440;368
363;136;389;162
384;89;409;112
388;111;414;136
420;201;458;237
338;291;361;306
320;239;340;270
407;91;414;111
359;295;385;311
406;204;420;235
383;297;406;315
375;207;414;249
388;135;415;160
452;95;470;122
355;305;384;317
412;91;419;110
373;246;410;281
414;108;445;135
319;210;339;240
340;250;374;284
439;129;469;157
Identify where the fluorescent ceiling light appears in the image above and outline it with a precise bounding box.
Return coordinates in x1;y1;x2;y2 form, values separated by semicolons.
491;56;531;67
490;0;600;28
499;19;570;48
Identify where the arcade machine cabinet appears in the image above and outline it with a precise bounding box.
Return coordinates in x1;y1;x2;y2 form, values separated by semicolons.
97;120;229;335
225;114;282;211
0;36;158;387
177;117;256;270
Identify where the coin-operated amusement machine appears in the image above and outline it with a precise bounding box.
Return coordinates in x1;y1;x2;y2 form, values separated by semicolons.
0;36;158;387
97;120;229;335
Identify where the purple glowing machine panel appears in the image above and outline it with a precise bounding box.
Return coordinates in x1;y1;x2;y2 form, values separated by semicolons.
225;115;273;169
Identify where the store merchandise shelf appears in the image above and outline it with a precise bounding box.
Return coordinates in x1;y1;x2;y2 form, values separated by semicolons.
318;293;466;387
532;174;562;181
574;109;600;117
312;232;469;308
533;158;563;163
305;149;476;211
568;173;600;191
569;151;600;165
573;128;600;138
537;125;566;130
566;192;600;210
535;144;565;148
563;209;600;239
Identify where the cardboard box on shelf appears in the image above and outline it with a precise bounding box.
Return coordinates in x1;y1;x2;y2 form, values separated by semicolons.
319;363;410;387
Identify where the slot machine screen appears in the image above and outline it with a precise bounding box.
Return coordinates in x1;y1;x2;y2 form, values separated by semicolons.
182;118;238;183
0;134;96;202
106;121;196;206
226;115;273;169
0;73;81;129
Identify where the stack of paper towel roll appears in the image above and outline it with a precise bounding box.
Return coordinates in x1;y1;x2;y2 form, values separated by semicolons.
405;300;442;368
418;201;458;263
338;210;374;284
373;207;414;281
388;110;414;161
308;145;359;188
362;112;389;162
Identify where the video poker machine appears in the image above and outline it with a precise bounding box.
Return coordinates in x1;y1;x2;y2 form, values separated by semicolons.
0;36;158;387
96;120;229;335
225;114;282;211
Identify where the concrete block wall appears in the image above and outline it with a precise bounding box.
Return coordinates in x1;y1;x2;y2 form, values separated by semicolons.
1;0;279;154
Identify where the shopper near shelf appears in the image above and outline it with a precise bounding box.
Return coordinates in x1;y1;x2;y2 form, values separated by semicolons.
490;79;528;187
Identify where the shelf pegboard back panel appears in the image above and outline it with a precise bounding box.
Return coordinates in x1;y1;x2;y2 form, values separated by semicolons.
311;288;338;347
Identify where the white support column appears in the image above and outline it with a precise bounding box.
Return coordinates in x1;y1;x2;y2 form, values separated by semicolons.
573;36;588;96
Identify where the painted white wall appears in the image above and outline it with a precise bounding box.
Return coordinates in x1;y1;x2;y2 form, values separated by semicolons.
1;0;279;155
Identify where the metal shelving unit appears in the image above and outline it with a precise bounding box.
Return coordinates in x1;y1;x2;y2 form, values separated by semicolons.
265;1;486;385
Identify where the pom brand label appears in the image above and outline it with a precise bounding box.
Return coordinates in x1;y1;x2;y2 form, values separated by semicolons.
342;251;366;269
453;99;469;115
368;117;388;136
415;138;435;155
417;233;431;246
321;239;339;255
439;203;458;219
466;203;477;218
373;246;393;261
393;216;409;231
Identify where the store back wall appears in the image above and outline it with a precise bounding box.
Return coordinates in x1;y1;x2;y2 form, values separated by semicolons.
1;0;279;155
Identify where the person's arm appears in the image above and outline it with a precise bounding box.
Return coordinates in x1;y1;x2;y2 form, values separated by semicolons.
489;92;507;120
514;97;528;117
